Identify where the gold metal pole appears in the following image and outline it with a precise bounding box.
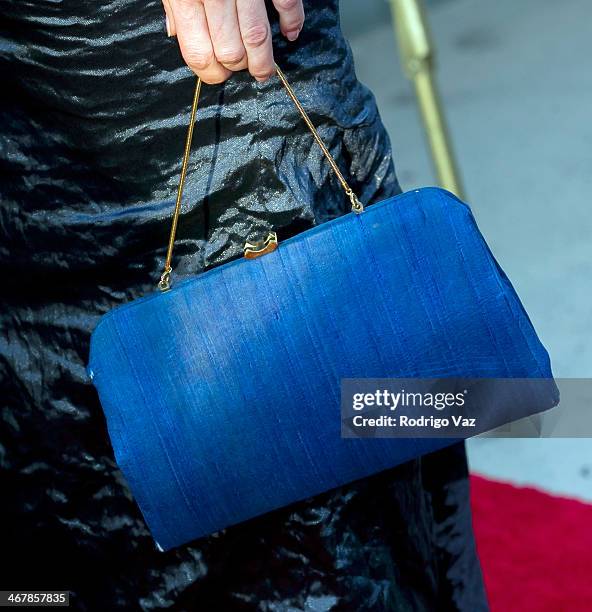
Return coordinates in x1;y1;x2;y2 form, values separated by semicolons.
389;0;465;199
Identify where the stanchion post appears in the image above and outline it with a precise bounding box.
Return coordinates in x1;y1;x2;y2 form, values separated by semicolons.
389;0;465;199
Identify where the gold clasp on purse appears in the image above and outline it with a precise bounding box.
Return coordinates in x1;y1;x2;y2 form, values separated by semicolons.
244;232;278;259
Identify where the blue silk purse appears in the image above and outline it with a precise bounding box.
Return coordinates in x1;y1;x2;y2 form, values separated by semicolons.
87;68;556;551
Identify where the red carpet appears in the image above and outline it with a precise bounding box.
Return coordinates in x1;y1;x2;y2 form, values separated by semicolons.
470;475;592;612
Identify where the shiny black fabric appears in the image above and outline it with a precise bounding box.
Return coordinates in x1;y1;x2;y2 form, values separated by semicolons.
0;0;488;610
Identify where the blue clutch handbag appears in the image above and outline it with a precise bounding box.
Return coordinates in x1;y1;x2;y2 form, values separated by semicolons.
88;67;556;551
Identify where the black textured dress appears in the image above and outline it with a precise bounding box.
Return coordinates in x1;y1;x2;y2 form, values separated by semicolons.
0;0;488;609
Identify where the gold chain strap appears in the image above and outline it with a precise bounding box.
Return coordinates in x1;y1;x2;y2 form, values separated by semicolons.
158;64;364;291
275;65;364;214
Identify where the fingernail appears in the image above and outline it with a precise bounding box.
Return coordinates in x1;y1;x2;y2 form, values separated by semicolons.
165;15;172;37
286;28;300;41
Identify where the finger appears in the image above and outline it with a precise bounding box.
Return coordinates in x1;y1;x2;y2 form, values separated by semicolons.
237;0;275;82
162;0;176;36
203;0;248;71
169;0;232;84
271;0;304;41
